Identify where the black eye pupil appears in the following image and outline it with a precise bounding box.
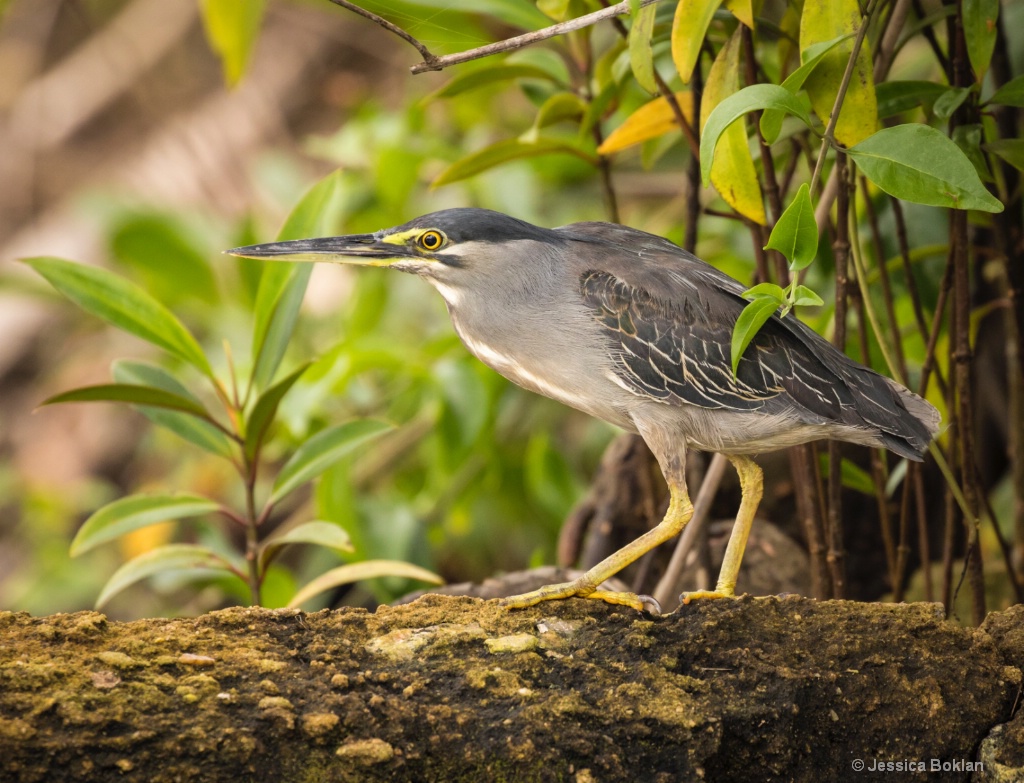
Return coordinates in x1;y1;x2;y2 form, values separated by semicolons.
423;232;440;248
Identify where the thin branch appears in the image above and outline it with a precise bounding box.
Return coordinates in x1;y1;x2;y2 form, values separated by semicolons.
325;0;439;67
407;0;664;74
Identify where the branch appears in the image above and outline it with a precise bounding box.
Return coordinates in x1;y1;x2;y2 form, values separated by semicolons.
326;0;665;75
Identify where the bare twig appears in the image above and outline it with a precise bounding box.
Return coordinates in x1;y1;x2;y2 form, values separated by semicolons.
406;0;664;73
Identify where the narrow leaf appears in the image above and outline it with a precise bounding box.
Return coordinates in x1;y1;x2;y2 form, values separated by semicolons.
199;0;266;86
671;0;726;83
251;171;343;391
598;92;695;154
41;384;214;421
799;0;877;146
700;31;767;225
432;138;597;187
269;419;393;505
764;183;818;271
963;0;998;79
243;362;311;463
259;521;354;569
847;125;1004;213
71;493;220;557
520;92;587;143
987;75;1024;108
985;139;1024;173
23;257;212;377
876;80;949;118
430;64;559;99
724;0;754;28
96;544;238;609
933;86;972;119
731;297;780;375
628;3;659;94
701;84;814;186
112;361;234;457
287;560;443;608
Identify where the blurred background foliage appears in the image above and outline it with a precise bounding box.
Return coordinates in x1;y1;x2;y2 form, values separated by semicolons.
0;0;1021;620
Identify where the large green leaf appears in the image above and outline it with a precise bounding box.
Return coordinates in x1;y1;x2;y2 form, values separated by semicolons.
700;84;814;187
71;493;221;557
243;363;311;464
287;560;443;608
96;544;238;608
846;125;1004;213
269;419;394;505
764;183;818;271
259;521;354;569
112;361;234;457
250;171;344;392
199;0;267;86
432;138;597;186
24;257;212;377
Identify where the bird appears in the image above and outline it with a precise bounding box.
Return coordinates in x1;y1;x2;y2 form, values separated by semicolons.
229;208;940;613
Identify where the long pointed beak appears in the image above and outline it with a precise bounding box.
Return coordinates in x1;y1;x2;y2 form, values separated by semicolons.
226;235;418;267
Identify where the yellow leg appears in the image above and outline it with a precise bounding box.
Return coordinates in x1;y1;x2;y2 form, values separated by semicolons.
501;481;694;612
682;455;763;603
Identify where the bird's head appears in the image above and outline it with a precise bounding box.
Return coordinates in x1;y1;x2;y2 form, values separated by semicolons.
227;208;562;303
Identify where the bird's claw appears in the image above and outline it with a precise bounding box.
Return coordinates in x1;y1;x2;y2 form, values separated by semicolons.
680;589;735;604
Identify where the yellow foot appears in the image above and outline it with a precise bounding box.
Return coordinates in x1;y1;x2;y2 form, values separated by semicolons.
680;589;737;604
501;580;660;613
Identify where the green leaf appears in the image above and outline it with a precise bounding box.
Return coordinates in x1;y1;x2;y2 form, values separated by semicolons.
818;453;875;495
985;139;1024;172
430;64;559;99
251;171;344;392
764;183;818;271
259;521;354;569
671;0;726;83
933;86;972;119
846;125;1004;213
41;384;215;421
243;362;311;464
96;544;238;609
731;297;780;375
742;283;787;303
701;84;815;187
520;92;587;143
790;285;824;307
71;493;221;557
963;0;998;79
287;560;443;609
23;257;212;377
952;124;993;182
987;74;1024;108
270;419;393;505
432;138;597;187
761;33;855;143
876;81;949;118
112;361;234;458
629;3;659;94
199;0;267;86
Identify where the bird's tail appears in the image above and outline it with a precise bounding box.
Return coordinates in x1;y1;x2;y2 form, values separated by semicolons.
874;380;941;461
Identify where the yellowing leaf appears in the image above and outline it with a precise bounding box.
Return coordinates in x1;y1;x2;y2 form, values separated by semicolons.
799;0;877;146
724;0;756;29
672;0;726;83
598;92;695;155
700;31;766;225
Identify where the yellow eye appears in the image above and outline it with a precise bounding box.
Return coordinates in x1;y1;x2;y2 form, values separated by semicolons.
418;230;445;251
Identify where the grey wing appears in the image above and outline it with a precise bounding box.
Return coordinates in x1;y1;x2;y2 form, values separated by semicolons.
578;268;852;419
